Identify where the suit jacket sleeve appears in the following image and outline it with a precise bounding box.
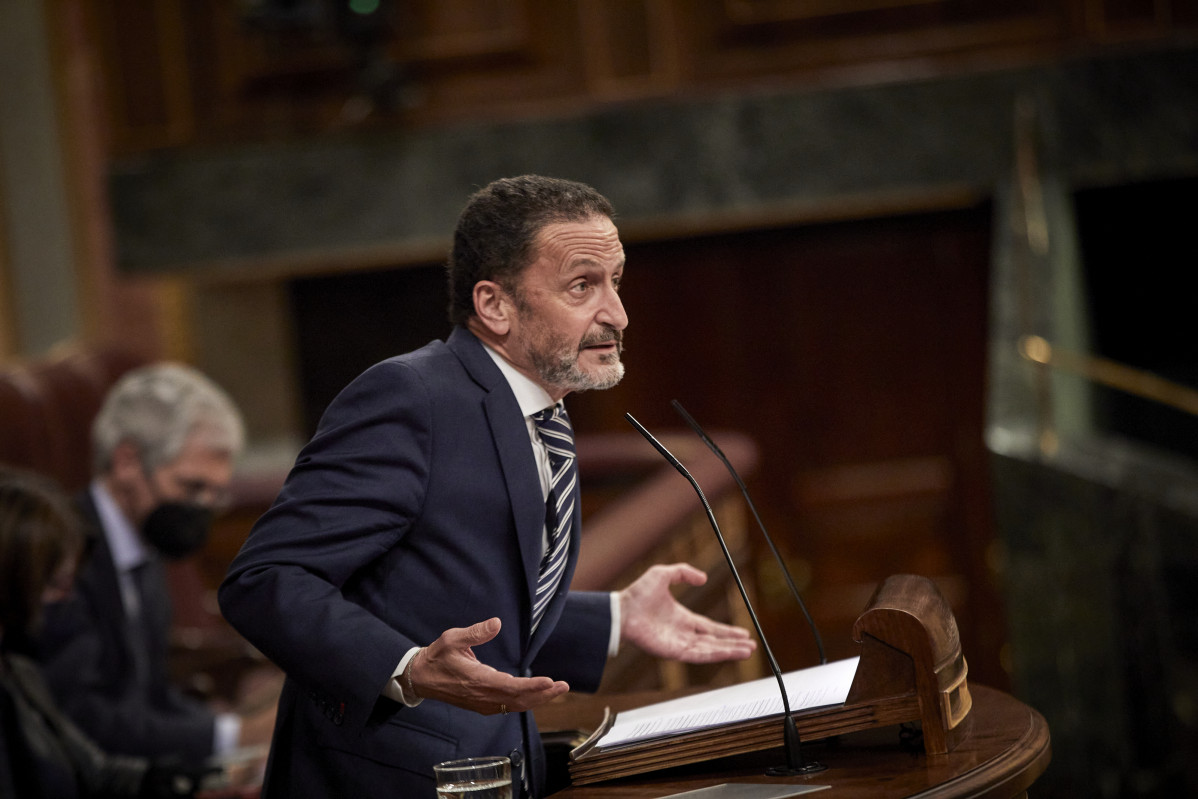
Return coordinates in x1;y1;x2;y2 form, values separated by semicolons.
218;358;437;734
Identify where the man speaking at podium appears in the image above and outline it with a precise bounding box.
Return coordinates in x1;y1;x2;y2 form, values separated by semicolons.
219;175;756;797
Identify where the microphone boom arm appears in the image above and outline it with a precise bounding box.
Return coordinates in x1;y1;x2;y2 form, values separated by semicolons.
670;399;827;665
625;413;825;775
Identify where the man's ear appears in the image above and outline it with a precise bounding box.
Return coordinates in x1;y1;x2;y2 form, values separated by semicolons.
109;440;143;482
473;280;513;336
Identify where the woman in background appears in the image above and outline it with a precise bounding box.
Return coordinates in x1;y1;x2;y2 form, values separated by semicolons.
0;467;201;798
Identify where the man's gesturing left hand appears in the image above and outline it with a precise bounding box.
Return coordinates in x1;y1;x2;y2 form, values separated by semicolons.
409;617;570;715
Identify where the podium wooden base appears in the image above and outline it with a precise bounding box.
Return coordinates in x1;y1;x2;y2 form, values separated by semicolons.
544;684;1050;798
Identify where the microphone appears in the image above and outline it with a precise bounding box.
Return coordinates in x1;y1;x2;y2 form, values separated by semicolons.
625;413;826;776
670;399;827;665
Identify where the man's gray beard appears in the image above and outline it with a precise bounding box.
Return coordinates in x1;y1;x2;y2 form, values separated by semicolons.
534;349;625;394
511;288;626;393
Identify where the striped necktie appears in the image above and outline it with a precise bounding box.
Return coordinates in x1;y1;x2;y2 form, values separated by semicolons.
530;404;577;634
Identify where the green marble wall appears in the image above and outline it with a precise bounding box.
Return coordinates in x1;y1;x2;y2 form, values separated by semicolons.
109;46;1198;275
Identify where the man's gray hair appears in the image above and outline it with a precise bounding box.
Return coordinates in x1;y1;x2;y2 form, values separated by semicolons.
91;363;245;474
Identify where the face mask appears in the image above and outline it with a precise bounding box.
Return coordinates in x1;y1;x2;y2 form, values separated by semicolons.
141;501;214;560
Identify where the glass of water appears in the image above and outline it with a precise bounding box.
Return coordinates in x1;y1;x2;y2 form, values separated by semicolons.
434;755;513;799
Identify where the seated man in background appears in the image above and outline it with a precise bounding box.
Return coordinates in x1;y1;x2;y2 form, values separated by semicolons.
30;363;276;771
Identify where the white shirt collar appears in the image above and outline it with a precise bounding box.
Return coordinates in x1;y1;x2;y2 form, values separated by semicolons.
481;343;557;417
89;479;151;573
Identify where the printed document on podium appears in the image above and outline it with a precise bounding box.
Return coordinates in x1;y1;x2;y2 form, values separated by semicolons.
596;657;860;751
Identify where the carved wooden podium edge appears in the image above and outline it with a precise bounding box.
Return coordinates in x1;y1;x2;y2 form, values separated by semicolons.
568;573;972;785
846;572;972;754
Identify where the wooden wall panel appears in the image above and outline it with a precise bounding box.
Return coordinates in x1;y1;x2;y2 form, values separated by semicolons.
579;0;680;99
1085;0;1198;39
92;0;587;152
397;0;529;63
84;0;1198;156
560;203;1002;684
725;0;952;24
94;0;195;153
672;0;1077;84
392;1;587;119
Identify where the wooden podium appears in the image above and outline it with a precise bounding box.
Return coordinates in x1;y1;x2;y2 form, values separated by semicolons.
552;575;1049;795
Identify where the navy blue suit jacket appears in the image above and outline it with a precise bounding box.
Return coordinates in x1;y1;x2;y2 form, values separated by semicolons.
219;327;611;797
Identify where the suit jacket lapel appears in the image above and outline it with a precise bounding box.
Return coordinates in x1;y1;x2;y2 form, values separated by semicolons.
448;328;549;638
75;492;144;672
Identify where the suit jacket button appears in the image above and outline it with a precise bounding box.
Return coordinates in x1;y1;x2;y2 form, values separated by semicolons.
508;750;523;769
